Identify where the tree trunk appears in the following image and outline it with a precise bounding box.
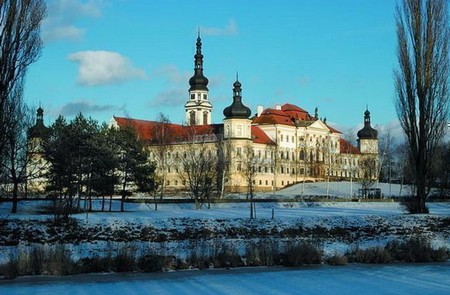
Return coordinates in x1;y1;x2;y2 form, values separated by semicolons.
11;181;19;214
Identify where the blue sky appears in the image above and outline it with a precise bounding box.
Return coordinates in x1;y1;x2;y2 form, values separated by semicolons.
25;0;399;135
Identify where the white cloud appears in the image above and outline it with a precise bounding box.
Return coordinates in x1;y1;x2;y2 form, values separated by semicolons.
68;51;146;86
201;20;238;36
42;0;102;42
59;99;125;116
150;89;186;107
151;65;191;84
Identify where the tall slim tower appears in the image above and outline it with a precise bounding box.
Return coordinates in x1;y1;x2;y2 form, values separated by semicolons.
184;32;212;126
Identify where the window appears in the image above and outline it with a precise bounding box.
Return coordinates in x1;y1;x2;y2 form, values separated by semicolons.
264;167;268;173
281;134;284;142
191;94;195;100
189;111;195;125
203;94;207;100
236;147;242;156
175;180;178;185
203;112;208;125
292;136;295;142
259;180;262;185
237;125;242;137
237;163;242;171
265;180;268;185
300;150;305;160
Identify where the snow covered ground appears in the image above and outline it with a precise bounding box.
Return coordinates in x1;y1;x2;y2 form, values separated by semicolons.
0;182;449;292
1;263;449;295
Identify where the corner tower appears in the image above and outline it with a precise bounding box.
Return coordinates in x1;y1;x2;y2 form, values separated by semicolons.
223;76;252;139
357;108;378;154
184;32;212;126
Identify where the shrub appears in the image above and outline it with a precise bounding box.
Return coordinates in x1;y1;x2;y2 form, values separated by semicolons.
216;244;242;268
347;246;392;264
113;244;136;272
1;257;19;279
80;256;113;273
282;240;323;266
326;253;348;266
245;239;281;266
137;254;171;272
46;244;78;275
386;237;449;262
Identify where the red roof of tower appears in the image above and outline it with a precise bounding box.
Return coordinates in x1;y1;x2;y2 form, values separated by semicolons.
340;138;360;154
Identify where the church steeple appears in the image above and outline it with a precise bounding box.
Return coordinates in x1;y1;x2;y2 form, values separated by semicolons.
223;75;252;140
189;31;209;91
357;107;378;139
28;106;49;139
185;31;212;126
223;74;251;119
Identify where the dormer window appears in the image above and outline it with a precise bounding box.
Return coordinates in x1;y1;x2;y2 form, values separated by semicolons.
191;94;195;100
203;94;207;100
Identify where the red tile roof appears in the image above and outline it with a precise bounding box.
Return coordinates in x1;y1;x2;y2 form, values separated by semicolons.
340;138;360;154
251;125;276;145
252;108;295;125
326;124;342;134
281;103;313;121
113;116;222;143
115;116;278;146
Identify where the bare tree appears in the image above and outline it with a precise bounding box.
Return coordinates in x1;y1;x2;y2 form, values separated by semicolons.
179;126;218;209
394;0;450;213
242;143;260;219
0;0;46;155
151;113;174;202
0;88;36;213
216;136;232;199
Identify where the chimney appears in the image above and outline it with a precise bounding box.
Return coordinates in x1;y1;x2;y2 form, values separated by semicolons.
257;105;264;117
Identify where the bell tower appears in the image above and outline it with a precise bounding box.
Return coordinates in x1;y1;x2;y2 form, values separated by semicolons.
357;108;378;154
184;31;212;126
223;75;252;139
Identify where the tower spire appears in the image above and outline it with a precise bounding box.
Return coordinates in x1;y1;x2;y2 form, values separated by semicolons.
189;31;208;91
185;33;212;126
223;76;251;119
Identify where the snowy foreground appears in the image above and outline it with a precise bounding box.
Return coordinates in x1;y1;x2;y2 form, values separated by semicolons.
1;264;449;295
0;182;449;293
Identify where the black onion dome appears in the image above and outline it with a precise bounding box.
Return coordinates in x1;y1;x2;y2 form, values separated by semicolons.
223;77;251;119
28;107;49;139
189;35;209;91
357;109;378;139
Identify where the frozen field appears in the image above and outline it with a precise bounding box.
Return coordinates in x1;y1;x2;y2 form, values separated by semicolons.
1;263;449;295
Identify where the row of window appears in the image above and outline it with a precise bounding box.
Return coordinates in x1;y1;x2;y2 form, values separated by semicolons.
279;134;339;147
190;93;207;101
